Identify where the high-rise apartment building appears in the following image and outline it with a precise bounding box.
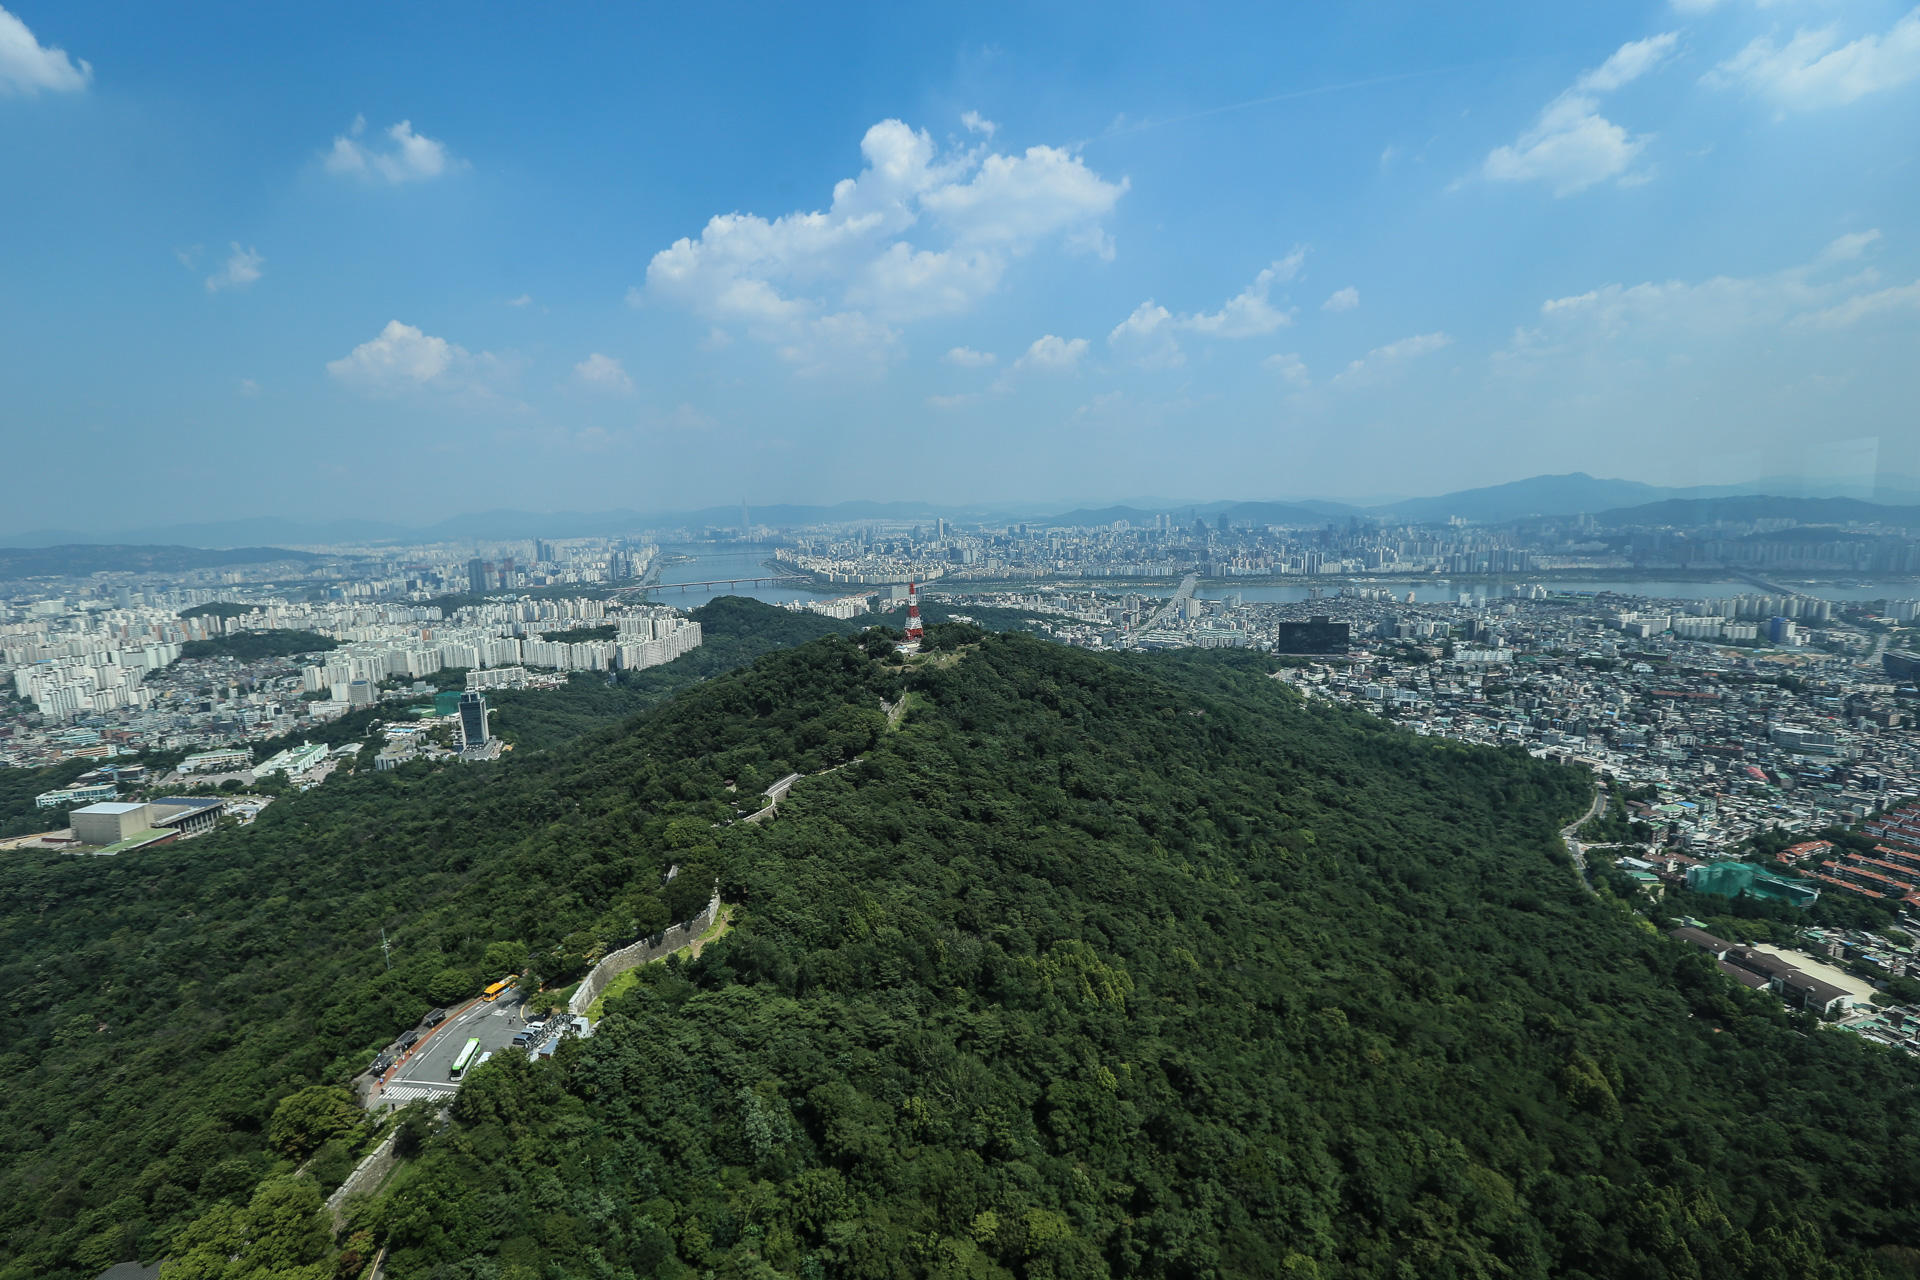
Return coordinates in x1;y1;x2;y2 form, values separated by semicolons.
458;691;491;748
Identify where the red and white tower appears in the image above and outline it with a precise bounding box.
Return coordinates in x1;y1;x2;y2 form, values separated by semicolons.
904;580;924;643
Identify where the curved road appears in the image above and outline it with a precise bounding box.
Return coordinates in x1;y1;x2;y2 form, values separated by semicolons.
1562;787;1606;894
1142;573;1200;633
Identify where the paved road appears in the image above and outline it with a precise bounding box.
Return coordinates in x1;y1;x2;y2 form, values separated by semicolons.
375;994;532;1108
1142;573;1200;633
1562;787;1606;894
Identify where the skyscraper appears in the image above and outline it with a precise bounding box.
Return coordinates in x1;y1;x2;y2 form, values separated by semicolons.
458;691;491;748
467;558;488;596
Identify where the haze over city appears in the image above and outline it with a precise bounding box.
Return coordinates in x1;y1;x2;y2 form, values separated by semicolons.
15;6;1920;1279
4;1;1918;529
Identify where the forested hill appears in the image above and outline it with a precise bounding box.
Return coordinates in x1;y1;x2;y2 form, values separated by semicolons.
3;626;1917;1280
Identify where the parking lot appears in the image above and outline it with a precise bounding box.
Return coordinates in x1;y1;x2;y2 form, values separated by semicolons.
373;992;538;1109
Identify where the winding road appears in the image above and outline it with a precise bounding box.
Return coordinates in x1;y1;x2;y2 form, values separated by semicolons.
1562;787;1607;894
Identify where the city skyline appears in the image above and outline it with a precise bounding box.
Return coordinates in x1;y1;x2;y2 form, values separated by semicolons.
4;2;1918;521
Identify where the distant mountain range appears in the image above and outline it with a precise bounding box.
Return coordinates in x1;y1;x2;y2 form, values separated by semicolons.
0;502;1053;550
1039;473;1920;528
5;472;1918;550
1595;495;1920;528
0;545;329;579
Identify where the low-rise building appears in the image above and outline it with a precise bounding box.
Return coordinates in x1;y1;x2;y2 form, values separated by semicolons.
150;796;224;836
180;747;251;773
35;781;118;809
254;740;328;779
71;801;156;846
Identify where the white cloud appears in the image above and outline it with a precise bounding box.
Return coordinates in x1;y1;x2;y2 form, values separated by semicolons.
1336;332;1452;382
205;243;263;293
1107;302;1183;368
1484;34;1676;195
0;6;89;94
1370;332;1452;361
1109;255;1302;366
642;118;1125;372
1578;32;1682;92
1264;352;1311;386
1323;287;1360;312
237;378;260;397
777;312;902;378
327;320;468;392
943;346;997;366
508;294;533;307
1497;232;1911;361
574;353;634;392
1183;255;1301;336
1109;302;1171;342
325;117;460;183
1805;279;1920;327
636;403;716;435
1065;225;1117;262
1074;391;1124;417
1820;229;1882;263
1014;334;1089;372
919;143;1125;246
1485;102;1646;195
1708;9;1920;109
961;110;998;138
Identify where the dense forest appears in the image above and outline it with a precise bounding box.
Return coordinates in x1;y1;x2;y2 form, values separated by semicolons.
3;605;1918;1280
0;597;869;834
0;757;95;839
179;631;341;663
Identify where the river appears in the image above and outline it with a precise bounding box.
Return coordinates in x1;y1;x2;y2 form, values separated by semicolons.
646;542;828;609
641;547;1914;610
1193;579;1918;606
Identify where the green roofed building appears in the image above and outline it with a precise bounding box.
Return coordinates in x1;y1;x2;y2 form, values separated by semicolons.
434;690;463;717
1686;860;1820;908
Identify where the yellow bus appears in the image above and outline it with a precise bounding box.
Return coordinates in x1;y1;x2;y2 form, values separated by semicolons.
482;978;513;1002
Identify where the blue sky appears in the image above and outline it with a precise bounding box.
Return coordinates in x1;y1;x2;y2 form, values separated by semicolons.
2;1;1916;528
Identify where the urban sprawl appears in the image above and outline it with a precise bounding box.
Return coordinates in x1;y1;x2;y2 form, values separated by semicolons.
4;505;1919;1045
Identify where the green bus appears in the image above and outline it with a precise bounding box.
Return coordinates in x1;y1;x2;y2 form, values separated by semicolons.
449;1037;481;1081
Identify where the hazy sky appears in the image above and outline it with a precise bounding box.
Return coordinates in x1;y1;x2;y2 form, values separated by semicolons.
3;1;1916;527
